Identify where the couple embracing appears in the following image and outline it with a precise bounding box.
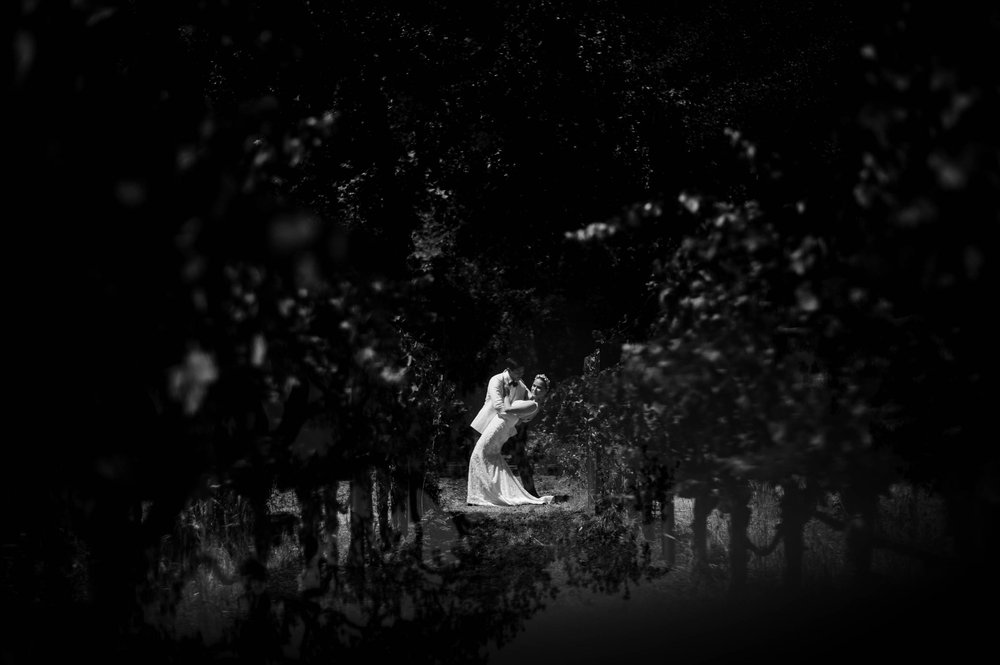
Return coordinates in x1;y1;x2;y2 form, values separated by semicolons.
466;356;553;506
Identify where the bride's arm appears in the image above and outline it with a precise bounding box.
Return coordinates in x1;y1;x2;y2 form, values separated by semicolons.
505;399;538;418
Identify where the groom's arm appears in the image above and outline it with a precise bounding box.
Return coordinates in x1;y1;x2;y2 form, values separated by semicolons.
488;374;505;413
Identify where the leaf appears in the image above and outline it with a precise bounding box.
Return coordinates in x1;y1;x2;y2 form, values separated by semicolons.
168;349;219;415
700;348;721;362
795;285;820;312
86;8;118;27
251;334;267;367
14;31;34;82
717;455;755;475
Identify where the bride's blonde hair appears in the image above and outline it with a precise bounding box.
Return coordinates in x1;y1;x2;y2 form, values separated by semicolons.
532;374;551;391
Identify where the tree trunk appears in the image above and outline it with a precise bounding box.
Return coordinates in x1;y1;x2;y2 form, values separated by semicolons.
583;349;601;513
726;482;753;593
390;465;410;540
841;481;878;582
662;493;677;567
248;485;271;564
408;469;427;524
586;437;598;513
374;466;392;551
348;467;374;569
691;490;716;572
636;486;655;562
84;495;147;634
320;483;340;590
944;483;998;582
635;484;675;565
408;472;426;561
779;482;810;592
295;485;324;593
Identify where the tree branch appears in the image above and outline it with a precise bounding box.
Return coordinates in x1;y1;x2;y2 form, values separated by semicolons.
811;510;953;567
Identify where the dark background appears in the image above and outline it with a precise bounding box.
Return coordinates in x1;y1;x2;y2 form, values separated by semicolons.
6;1;999;663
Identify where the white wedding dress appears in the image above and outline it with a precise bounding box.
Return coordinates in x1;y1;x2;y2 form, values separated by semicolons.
467;407;553;506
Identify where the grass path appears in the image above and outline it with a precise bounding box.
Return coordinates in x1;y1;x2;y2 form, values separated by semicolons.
167;471;955;653
437;472;954;590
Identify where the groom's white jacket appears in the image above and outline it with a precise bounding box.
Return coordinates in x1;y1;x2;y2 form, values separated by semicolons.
470;370;528;435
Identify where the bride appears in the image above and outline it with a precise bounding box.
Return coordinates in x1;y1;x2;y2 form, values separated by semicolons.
467;374;553;506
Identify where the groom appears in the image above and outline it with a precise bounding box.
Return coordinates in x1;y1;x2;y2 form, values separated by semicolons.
470;356;527;436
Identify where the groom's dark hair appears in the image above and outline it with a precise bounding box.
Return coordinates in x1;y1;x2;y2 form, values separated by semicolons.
503;356;523;370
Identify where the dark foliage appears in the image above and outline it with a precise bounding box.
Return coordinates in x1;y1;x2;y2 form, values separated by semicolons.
6;1;998;662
